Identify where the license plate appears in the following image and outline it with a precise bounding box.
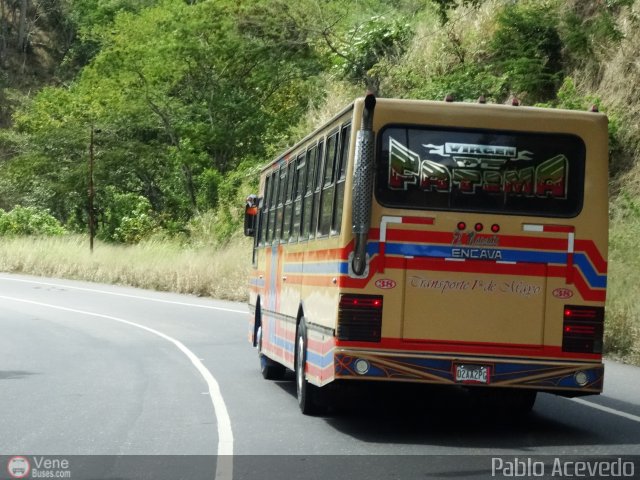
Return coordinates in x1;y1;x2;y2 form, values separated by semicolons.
455;364;490;384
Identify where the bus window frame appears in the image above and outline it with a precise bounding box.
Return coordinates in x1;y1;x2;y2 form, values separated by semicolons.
267;167;281;245
282;159;296;243
292;151;307;243
309;139;325;240
317;129;339;238
257;175;268;247
331;123;351;236
301;143;318;242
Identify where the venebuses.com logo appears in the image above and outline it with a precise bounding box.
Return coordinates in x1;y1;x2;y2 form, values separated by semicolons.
7;456;30;479
6;456;72;479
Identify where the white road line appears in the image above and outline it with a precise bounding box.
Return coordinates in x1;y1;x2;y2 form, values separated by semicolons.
0;276;246;314
0;294;234;480
568;397;640;424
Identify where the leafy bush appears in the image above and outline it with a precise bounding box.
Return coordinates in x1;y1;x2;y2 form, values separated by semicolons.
561;0;633;66
0;206;67;236
98;187;159;243
489;2;563;102
334;15;412;87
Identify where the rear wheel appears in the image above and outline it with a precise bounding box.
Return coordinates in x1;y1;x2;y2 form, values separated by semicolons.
257;324;286;380
295;319;322;415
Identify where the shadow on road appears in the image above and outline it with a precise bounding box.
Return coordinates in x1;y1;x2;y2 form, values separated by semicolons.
0;370;38;380
275;378;640;450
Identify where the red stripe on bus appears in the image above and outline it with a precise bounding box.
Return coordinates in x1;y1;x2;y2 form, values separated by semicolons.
572;268;606;302
339;255;604;300
335;337;602;361
386;230;570;251
386;256;548;276
285;246;350;262
401;216;435;225
543;225;575;233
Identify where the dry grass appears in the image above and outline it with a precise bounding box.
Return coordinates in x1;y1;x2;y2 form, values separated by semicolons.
605;218;640;364
0;235;252;302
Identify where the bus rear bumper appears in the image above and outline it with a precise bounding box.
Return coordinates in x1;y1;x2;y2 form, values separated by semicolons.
333;350;604;395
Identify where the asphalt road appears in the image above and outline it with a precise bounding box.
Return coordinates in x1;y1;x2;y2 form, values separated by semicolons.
1;273;639;479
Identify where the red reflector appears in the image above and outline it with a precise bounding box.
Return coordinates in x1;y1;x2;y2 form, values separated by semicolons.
474;223;483;232
565;309;597;319
565;325;596;335
457;222;466;231
491;224;500;233
340;294;383;309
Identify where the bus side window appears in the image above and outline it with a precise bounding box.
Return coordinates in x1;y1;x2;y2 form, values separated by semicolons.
332;124;351;235
282;160;296;243
302;144;317;241
274;165;287;242
266;169;279;244
318;131;338;237
310;140;324;240
292;152;306;242
258;175;271;247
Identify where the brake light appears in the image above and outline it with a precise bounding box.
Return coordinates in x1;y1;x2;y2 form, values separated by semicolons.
339;296;383;309
562;305;604;354
338;294;383;342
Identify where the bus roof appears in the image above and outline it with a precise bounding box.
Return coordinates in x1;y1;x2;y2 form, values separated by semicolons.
260;97;607;174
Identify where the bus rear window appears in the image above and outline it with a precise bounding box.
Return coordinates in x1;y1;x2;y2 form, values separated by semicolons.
376;126;586;217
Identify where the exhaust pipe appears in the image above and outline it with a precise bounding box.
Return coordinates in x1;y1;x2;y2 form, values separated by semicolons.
351;93;377;276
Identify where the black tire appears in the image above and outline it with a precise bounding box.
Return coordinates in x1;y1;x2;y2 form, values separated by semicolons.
506;389;537;414
295;319;322;415
257;324;286;380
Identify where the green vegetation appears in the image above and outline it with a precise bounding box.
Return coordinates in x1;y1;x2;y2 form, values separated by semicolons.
1;0;640;363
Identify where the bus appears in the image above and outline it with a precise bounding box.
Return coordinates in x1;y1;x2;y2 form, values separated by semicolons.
244;94;608;415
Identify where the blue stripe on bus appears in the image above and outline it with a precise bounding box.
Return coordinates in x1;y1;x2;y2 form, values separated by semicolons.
384;243;567;264
382;242;606;289
574;253;607;288
275;243;605;289
268;331;333;369
307;349;333;369
283;262;349;275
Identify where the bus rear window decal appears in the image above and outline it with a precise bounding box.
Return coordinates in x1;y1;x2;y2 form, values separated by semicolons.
389;137;568;199
378;126;584;217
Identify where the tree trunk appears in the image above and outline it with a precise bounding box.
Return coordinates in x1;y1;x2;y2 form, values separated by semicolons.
17;0;27;52
181;163;198;213
0;0;7;62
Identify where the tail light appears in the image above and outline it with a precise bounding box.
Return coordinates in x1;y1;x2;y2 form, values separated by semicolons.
337;294;383;342
562;305;604;354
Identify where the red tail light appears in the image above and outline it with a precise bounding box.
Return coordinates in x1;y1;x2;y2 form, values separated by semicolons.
562;305;604;354
338;294;383;342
